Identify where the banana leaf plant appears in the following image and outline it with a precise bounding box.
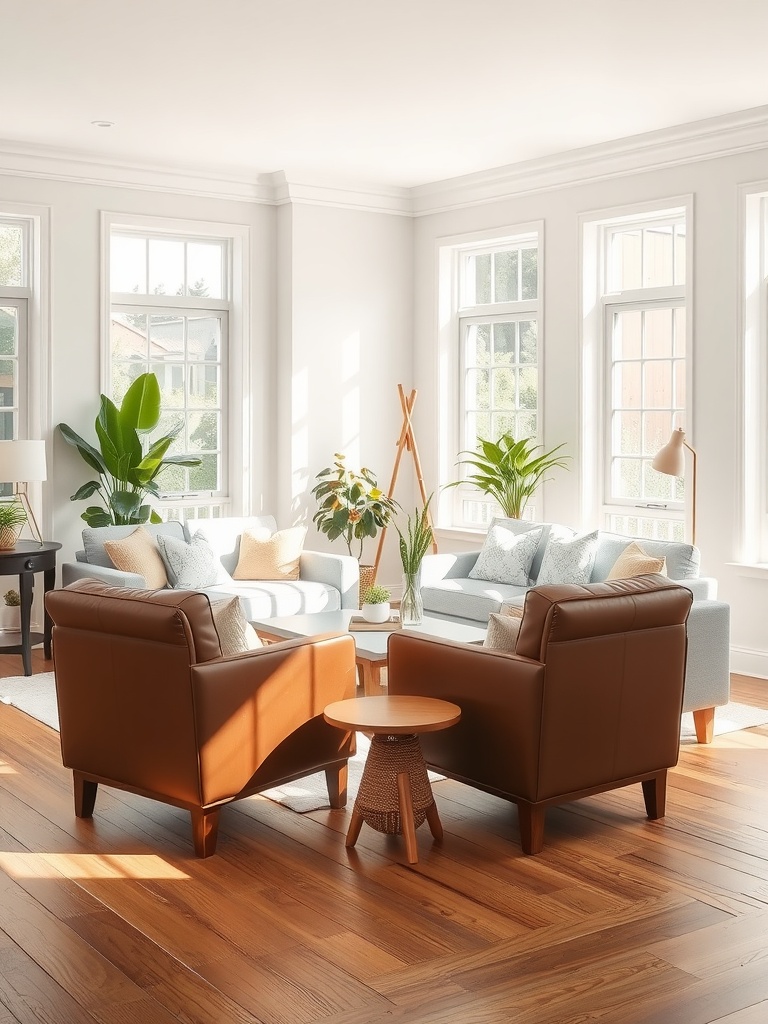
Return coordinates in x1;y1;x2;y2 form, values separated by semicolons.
58;372;202;527
448;432;570;520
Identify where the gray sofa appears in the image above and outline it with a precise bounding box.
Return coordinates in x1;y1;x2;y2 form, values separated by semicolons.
420;519;730;742
61;516;360;617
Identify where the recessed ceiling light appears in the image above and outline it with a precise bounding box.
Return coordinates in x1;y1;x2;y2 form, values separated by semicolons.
91;120;115;128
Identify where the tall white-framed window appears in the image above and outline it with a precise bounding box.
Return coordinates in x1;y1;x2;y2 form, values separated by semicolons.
582;202;691;541
0;217;33;497
103;214;250;521
438;226;542;530
741;185;768;564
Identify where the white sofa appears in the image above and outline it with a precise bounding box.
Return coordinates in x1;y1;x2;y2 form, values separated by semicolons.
420;519;731;741
60;516;360;617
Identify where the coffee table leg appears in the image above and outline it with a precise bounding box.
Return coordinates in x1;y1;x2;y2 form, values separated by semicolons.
345;806;364;848
396;770;419;863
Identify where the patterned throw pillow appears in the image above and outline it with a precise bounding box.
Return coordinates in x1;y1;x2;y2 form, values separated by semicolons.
233;526;306;581
535;529;599;586
103;526;168;589
156;530;232;589
210;596;262;656
483;612;522;652
606;541;667;580
469;525;543;585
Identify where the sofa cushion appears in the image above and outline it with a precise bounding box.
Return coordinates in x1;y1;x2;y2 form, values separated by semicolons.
421;577;529;622
82;520;185;568
469;524;543;585
605;540;667;581
535;529;599;586
233;526;306;581
103;526;169;589
157;530;233;589
205;580;341;619
483;612;522;652
210;596;262;655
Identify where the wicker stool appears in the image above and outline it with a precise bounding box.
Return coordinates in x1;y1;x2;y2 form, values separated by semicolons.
323;695;461;863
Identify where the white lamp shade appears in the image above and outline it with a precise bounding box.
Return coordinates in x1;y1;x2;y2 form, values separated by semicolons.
0;440;47;483
651;428;686;477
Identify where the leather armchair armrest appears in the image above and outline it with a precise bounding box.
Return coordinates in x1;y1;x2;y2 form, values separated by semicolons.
191;632;357;804
299;549;360;608
61;561;148;588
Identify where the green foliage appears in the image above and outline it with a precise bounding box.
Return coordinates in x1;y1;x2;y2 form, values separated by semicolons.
58;372;202;528
0;501;27;528
449;433;570;520
365;584;391;605
396;497;434;575
311;454;398;560
3;589;20;607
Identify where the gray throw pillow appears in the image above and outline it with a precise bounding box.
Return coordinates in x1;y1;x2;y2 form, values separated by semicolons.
156;530;232;589
535;529;599;586
469;524;543;585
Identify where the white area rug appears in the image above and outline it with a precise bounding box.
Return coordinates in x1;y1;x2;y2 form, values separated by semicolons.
3;673;766;803
0;671;442;812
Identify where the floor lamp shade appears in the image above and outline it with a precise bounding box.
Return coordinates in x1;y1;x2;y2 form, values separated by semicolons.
0;440;47;545
651;427;697;545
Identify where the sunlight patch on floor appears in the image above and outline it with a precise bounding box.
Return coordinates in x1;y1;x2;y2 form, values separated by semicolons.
0;851;190;881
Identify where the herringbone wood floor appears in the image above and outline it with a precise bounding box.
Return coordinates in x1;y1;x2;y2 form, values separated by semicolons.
1;651;767;1024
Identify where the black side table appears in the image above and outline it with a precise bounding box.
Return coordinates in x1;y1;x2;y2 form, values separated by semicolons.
0;541;61;676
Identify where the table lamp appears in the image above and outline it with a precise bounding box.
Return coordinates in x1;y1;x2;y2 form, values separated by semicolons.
0;439;47;546
651;427;697;545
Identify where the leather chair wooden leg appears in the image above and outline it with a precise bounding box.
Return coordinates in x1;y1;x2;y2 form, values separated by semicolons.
518;803;546;855
325;763;348;808
191;808;220;858
73;772;98;818
642;772;667;819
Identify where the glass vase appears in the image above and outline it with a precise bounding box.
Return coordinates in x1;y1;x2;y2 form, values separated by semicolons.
400;569;423;626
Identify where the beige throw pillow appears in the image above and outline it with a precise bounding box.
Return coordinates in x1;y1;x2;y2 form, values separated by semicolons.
210;596;262;656
483;612;522;652
606;541;667;581
103;526;168;589
233;526;306;581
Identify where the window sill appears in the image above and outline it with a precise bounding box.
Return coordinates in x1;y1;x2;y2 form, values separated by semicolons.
726;562;768;580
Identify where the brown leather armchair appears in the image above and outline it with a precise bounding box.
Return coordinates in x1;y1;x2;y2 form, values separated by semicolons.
387;575;692;854
46;579;357;857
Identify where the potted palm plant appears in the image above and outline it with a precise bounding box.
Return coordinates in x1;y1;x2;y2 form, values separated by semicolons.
449;432;570;520
58;372;202;526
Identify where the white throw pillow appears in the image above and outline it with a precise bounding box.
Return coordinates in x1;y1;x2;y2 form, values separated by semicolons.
535;529;599;586
482;612;522;652
469;525;543;585
156;530;232;589
210;596;262;656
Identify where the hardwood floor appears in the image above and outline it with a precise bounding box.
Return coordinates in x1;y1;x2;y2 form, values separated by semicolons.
1;654;767;1023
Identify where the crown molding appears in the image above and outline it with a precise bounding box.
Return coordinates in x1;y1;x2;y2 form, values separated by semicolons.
411;104;768;216
0;139;272;203
266;171;412;215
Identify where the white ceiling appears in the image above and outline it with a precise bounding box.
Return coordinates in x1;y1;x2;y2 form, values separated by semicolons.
5;0;768;189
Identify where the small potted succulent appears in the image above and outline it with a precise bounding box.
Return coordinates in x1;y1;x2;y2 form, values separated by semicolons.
361;583;392;624
0;588;21;632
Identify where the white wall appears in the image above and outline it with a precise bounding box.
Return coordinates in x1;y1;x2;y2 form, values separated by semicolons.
277;203;414;588
413;147;768;678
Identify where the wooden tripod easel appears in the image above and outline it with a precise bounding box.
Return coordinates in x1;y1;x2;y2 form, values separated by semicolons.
373;384;438;579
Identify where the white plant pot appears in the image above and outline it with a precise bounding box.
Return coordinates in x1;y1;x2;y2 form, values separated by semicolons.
0;605;21;632
361;602;391;623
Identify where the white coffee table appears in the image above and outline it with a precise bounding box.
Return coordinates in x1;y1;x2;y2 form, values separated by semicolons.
251;610;486;695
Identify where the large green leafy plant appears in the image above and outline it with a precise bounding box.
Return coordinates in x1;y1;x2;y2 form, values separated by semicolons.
450;432;570;520
58;373;201;527
311;454;398;559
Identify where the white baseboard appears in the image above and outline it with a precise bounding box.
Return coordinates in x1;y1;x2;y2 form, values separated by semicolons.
730;645;768;680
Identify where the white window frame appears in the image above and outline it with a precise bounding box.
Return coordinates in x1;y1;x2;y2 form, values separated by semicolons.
740;185;768;565
101;213;250;519
436;223;544;533
581;199;693;541
0;205;50;533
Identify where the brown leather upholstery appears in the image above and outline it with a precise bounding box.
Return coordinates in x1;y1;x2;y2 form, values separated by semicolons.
387;574;692;854
46;579;357;857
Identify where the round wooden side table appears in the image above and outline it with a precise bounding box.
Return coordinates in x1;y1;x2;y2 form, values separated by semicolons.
0;541;61;676
323;695;461;864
